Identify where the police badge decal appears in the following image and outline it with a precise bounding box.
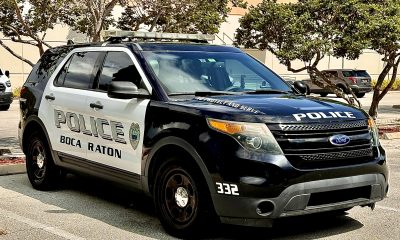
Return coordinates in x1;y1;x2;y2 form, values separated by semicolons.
129;123;140;150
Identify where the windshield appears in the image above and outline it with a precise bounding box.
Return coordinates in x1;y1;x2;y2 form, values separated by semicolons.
142;51;292;95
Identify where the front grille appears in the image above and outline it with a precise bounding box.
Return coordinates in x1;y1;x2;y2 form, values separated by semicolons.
0;83;5;92
308;186;371;207
300;148;373;161
269;120;376;169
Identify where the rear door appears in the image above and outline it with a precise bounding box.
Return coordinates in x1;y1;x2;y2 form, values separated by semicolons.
40;50;102;159
85;48;152;174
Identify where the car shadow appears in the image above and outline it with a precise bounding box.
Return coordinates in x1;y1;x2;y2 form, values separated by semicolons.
0;174;364;240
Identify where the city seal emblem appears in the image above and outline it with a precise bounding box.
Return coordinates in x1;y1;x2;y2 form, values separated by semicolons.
129;123;140;150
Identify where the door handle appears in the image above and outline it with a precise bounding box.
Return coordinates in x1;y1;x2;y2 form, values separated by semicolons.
90;103;103;110
45;95;55;101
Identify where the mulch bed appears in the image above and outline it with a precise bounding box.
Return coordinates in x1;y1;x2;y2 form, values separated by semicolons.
378;125;400;135
0;157;25;165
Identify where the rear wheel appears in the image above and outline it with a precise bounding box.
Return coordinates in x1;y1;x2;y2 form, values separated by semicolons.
320;93;328;97
355;93;365;98
154;157;216;238
26;131;63;190
0;105;10;111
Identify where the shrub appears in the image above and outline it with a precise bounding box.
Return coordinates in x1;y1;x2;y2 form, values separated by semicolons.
13;87;21;98
371;78;400;90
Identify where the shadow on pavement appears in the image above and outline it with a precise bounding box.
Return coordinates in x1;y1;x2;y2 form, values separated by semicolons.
0;174;364;240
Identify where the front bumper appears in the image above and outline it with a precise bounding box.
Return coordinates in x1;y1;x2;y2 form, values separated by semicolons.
0;92;12;105
213;173;387;227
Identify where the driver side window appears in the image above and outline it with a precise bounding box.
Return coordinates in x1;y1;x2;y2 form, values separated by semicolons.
97;52;142;91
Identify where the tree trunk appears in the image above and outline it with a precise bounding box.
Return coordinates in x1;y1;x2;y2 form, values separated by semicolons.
369;56;400;118
368;58;394;118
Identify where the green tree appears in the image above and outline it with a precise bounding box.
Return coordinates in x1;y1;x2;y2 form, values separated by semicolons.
359;1;400;118
118;0;246;34
0;0;67;66
235;0;375;107
62;0;125;42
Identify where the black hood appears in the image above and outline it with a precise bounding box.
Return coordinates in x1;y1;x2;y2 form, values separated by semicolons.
169;94;369;124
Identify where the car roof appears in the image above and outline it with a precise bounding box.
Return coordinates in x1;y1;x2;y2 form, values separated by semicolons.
323;69;367;71
136;42;242;53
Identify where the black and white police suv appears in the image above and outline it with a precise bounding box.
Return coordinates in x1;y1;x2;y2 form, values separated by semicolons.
19;31;388;237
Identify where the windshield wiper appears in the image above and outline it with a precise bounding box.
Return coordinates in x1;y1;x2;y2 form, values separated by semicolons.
168;91;240;97
244;89;291;95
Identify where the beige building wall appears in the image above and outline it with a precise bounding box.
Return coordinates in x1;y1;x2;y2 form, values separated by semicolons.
0;25;69;88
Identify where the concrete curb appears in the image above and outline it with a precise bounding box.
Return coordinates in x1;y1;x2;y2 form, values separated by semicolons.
0;155;26;176
0;163;26;176
382;132;400;140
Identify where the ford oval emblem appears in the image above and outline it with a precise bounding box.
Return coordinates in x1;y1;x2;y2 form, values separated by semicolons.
329;134;351;146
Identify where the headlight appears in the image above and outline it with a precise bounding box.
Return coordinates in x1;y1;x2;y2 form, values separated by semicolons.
207;118;283;154
368;118;379;147
6;80;11;87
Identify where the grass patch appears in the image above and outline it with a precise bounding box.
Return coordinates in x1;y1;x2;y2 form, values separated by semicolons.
13;86;21;98
371;78;400;90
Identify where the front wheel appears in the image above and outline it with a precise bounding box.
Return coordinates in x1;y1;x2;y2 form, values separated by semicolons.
0;105;10;111
26;131;63;190
154;159;216;238
355;93;365;98
320;93;328;97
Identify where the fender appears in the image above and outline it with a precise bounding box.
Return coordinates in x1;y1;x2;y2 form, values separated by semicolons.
141;136;216;197
21;115;61;166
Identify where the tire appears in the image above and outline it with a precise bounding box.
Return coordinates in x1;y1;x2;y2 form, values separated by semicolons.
338;85;349;94
26;131;63;190
320;93;328;97
306;85;311;95
153;157;216;238
0;105;10;111
355;93;365;98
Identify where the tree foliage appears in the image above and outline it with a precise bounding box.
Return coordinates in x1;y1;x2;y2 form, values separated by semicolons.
0;0;68;66
62;0;123;42
237;0;400;117
118;0;246;34
236;0;375;107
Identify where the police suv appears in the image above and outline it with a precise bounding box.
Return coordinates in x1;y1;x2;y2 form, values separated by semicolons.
19;31;388;237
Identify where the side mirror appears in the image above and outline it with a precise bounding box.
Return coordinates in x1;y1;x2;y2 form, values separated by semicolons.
5;70;10;78
293;81;308;95
107;81;150;99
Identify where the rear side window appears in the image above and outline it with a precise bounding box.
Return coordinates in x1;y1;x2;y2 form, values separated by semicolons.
97;52;141;91
55;52;100;89
342;70;370;78
27;47;74;84
354;70;370;78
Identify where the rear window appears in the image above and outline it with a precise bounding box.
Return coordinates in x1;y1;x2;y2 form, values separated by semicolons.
342;70;370;78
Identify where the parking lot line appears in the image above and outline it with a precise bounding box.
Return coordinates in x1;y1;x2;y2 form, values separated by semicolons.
0;208;85;240
376;205;400;213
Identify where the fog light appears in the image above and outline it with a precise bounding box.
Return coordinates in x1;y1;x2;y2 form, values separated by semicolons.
240;176;266;185
256;201;275;216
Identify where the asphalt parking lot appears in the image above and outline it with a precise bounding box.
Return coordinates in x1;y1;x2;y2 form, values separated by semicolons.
0;93;399;239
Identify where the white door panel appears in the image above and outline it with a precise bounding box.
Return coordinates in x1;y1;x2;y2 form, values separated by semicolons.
39;86;88;159
85;92;149;174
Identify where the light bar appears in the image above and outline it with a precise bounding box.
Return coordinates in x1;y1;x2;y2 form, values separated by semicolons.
101;30;215;42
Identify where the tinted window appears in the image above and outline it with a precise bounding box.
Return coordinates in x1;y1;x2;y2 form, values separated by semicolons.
27;47;75;84
342;70;370;78
98;52;141;91
354;70;370;78
57;52;100;89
